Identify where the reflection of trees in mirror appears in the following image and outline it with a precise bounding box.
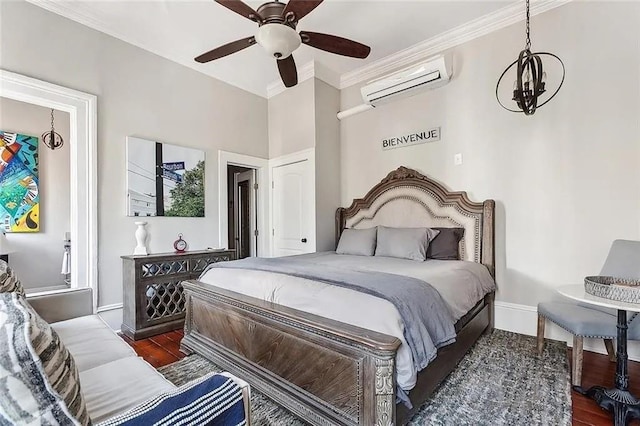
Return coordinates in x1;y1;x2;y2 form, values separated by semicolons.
165;161;205;217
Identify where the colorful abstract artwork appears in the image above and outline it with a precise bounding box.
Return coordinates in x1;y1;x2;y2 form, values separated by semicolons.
0;131;39;233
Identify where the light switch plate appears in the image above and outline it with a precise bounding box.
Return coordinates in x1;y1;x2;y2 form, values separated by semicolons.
454;153;463;166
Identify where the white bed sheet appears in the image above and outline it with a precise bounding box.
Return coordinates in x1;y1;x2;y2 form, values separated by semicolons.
198;252;495;391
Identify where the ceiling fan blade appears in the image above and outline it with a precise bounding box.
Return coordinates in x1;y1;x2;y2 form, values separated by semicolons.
214;0;261;22
282;0;323;21
195;36;256;63
300;31;370;59
277;55;298;88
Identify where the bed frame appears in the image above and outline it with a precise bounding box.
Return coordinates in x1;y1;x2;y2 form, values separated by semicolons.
181;166;495;425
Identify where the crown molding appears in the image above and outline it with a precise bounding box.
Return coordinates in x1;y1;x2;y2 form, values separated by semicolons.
266;60;340;99
24;0;268;98
266;61;314;98
28;0;571;98
339;0;572;89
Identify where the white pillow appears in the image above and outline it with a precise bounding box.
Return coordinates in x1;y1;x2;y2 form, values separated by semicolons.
336;228;377;256
375;226;440;261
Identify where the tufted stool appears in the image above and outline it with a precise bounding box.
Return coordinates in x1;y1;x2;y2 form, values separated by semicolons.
537;239;640;387
537;302;616;386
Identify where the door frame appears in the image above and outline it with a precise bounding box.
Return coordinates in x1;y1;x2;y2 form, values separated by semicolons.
218;151;269;257
0;69;98;312
269;148;316;256
235;170;257;258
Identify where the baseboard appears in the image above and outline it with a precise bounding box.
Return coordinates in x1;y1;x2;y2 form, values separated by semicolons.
495;301;640;361
96;302;123;313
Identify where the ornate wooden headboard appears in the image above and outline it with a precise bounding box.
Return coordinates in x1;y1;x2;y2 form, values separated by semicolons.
336;166;495;277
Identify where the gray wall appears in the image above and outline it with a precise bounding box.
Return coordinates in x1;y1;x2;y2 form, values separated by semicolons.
0;97;70;289
4;0;638;328
339;1;640;306
314;79;341;251
268;78;342;252
268;78;315;159
0;0;269;327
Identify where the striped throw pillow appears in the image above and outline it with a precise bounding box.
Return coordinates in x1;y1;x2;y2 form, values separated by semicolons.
97;373;246;426
0;292;91;425
0;260;25;295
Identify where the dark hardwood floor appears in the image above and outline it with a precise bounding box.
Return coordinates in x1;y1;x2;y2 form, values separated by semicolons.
121;330;640;425
120;329;185;368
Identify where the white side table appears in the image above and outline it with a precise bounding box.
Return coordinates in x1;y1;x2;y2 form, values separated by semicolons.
558;284;640;426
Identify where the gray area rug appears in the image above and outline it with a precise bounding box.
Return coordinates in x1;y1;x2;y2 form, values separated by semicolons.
158;330;571;425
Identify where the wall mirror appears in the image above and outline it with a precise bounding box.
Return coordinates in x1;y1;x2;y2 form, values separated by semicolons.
126;136;205;217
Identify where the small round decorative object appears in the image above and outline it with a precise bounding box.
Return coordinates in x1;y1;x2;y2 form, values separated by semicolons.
173;233;188;253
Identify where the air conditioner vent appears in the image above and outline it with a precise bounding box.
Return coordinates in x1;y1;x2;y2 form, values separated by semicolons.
361;55;451;106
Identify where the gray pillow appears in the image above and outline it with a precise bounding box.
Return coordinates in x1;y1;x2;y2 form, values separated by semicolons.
375;226;440;261
427;227;465;260
336;228;377;256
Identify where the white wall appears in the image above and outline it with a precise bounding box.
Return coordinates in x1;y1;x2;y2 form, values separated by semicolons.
0;0;269;328
0;97;70;289
339;1;640;307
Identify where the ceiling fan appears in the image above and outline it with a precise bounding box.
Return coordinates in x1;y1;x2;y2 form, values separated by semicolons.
195;0;371;88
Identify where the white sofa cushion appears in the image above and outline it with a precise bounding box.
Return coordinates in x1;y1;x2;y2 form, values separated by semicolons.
80;356;176;423
52;315;137;372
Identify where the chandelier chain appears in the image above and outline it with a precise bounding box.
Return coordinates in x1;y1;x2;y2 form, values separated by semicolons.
525;0;531;50
43;108;64;150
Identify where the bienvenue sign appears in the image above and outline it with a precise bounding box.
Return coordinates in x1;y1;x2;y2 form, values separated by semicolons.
382;127;441;151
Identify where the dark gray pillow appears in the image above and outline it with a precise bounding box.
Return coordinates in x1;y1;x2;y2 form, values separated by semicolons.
427;227;465;260
336;228;377;256
374;226;440;261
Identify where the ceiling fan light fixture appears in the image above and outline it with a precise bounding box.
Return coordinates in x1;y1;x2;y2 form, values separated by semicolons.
255;23;301;59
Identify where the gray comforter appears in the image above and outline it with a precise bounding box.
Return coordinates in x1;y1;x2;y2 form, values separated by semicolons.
203;256;456;372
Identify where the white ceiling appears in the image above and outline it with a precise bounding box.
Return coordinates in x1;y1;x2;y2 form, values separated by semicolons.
31;0;522;97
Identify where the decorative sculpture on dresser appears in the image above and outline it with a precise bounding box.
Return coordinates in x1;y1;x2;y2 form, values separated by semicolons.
133;221;149;255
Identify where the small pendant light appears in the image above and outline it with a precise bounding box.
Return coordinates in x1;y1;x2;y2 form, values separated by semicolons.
495;0;565;115
42;109;64;150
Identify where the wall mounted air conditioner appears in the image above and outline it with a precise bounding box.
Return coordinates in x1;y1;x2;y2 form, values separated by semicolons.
361;55;451;106
337;55;452;120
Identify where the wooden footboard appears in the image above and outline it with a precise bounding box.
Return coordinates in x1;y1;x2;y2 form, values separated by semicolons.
181;279;494;425
181;279;402;426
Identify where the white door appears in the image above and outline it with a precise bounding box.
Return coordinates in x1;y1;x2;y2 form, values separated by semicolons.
272;160;314;256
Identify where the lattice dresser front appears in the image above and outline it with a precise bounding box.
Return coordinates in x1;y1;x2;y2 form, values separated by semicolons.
121;249;235;340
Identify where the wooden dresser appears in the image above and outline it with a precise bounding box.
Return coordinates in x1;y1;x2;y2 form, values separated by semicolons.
121;249;235;340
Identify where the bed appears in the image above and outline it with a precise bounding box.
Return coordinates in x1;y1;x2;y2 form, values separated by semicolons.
180;166;496;425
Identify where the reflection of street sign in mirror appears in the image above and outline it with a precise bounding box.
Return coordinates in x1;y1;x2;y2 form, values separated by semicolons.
162;169;183;183
163;162;185;172
126;137;205;217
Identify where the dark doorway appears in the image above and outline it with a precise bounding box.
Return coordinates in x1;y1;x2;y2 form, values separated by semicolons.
237;180;251;259
227;165;257;259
